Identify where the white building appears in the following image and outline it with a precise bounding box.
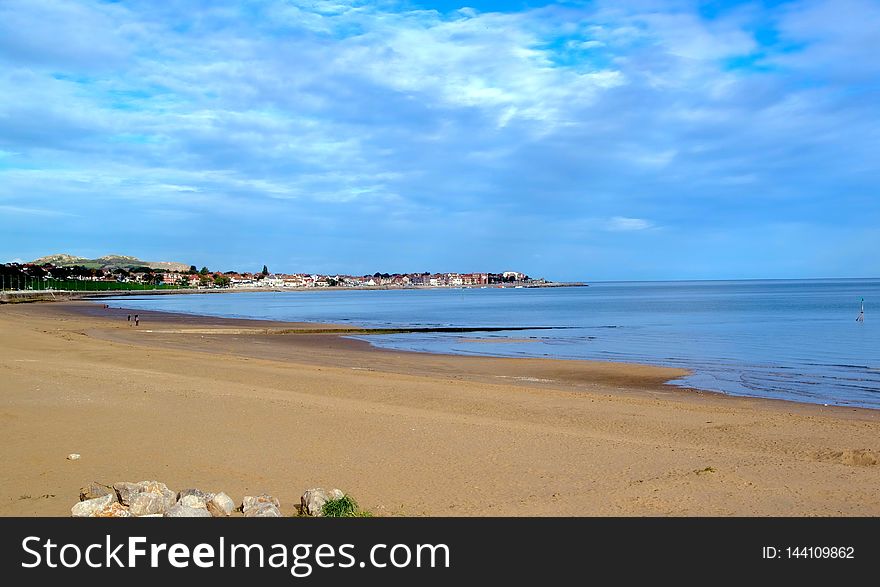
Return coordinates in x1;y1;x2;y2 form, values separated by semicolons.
262;275;284;287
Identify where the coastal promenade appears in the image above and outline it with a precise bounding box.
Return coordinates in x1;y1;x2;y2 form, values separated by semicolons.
0;281;587;305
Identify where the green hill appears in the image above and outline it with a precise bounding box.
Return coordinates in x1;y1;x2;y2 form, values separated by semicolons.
32;253;190;272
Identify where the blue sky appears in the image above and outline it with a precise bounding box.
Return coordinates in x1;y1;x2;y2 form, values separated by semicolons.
0;0;877;280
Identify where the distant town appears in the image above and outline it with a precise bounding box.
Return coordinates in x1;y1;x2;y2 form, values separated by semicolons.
0;254;560;292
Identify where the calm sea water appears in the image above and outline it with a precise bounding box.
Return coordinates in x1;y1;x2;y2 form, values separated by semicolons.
101;280;880;408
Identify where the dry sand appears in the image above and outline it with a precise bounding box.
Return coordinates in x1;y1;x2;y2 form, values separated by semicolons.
1;301;878;516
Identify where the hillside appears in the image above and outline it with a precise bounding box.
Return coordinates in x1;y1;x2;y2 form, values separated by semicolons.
32;253;190;272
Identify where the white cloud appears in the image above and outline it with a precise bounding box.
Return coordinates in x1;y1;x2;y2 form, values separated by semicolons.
159;184;201;193
0;204;76;217
771;0;880;81
567;40;605;50
607;216;653;231
322;9;625;127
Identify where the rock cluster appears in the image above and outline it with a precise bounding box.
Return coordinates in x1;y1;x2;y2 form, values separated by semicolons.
71;481;346;518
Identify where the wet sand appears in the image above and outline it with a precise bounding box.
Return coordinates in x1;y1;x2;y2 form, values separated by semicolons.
1;301;878;516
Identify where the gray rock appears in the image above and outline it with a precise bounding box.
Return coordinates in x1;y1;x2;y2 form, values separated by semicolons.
207;492;235;517
178;488;214;502
241;494;280;514
164;504;212;518
300;488;344;517
129;491;167;516
178;494;209;509
141;481;175;500
79;482;114;502
243;503;282;517
112;482;142;505
71;493;117;517
113;481;176;510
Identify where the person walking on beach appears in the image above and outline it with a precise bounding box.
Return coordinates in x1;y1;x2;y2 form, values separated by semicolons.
135;314;139;327
127;314;131;325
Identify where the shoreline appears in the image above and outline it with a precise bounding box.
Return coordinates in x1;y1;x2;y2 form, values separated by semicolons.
65;300;693;396
1;301;878;516
35;298;880;421
86;296;878;413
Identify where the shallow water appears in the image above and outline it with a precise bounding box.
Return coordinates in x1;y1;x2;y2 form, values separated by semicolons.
101;279;880;408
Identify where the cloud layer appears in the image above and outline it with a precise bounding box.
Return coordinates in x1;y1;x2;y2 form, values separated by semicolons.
1;0;877;279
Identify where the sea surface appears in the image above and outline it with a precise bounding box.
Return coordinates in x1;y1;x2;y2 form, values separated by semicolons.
101;279;880;408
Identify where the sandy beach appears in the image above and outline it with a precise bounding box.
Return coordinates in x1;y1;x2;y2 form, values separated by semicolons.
1;300;878;516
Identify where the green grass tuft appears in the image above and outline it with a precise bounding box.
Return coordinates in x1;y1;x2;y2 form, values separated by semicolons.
320;495;372;517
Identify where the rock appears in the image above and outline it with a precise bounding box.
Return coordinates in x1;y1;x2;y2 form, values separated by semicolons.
71;493;117;517
79;482;114;502
178;488;214;502
241;494;281;514
144;482;178;511
207;492;235;517
164;504;212;518
113;481;176;510
179;494;209;509
243;503;282;517
67;453;81;461
129;491;167;516
94;502;131;517
113;482;141;505
300;488;344;517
